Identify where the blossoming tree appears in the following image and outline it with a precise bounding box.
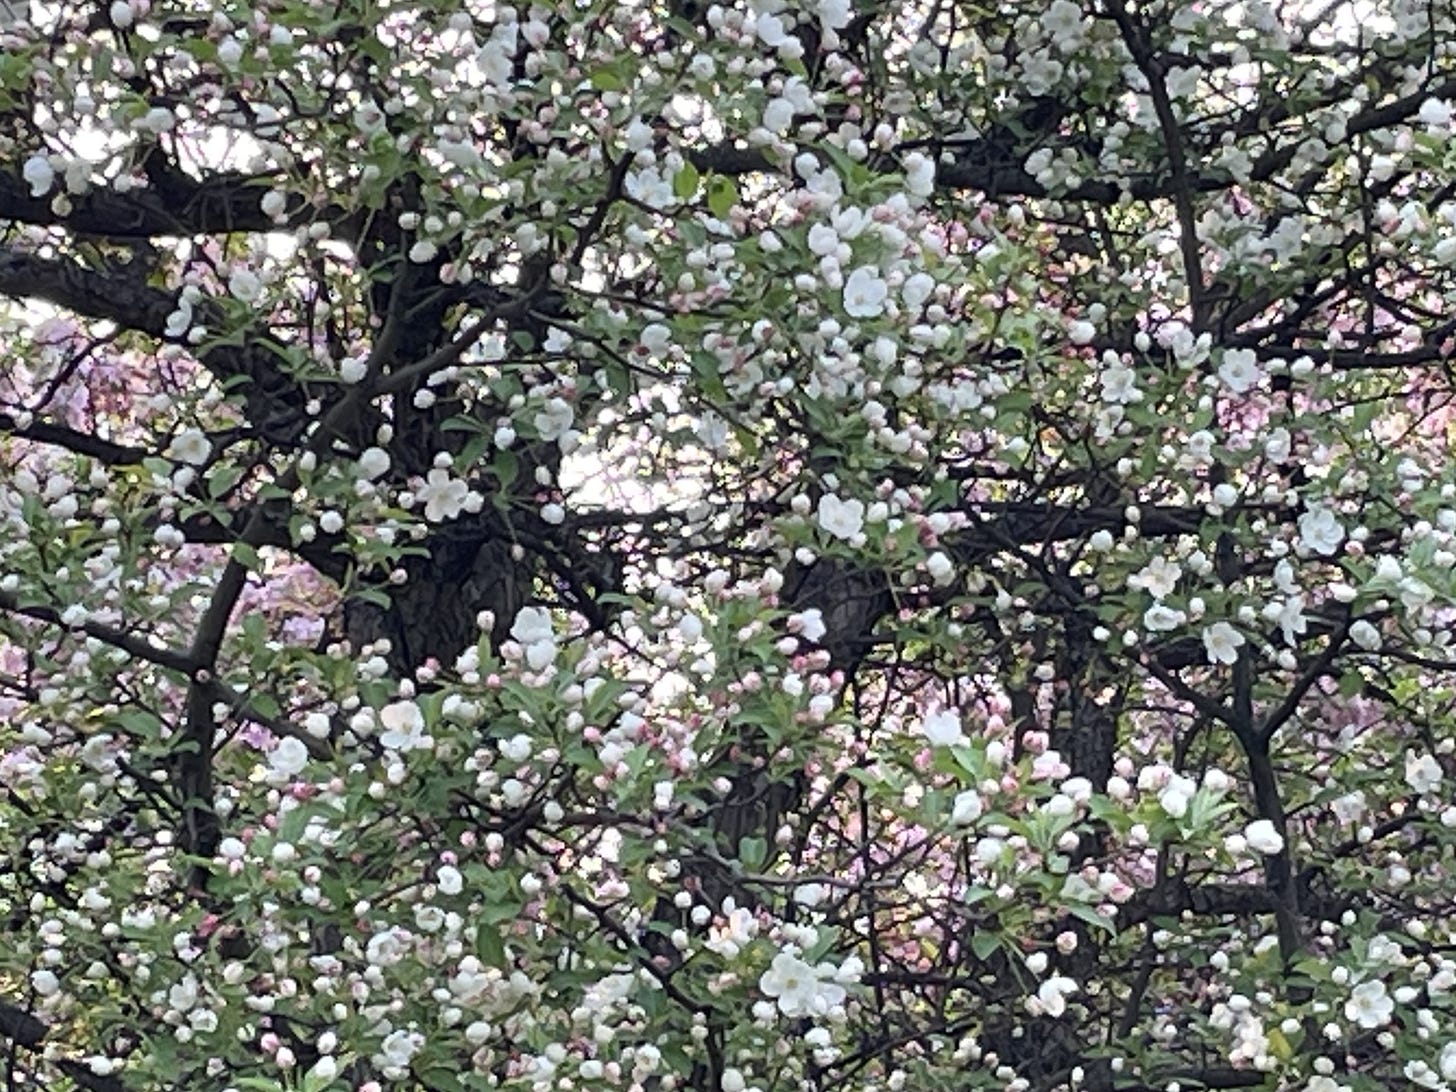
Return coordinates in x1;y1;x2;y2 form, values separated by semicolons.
3;0;1456;1090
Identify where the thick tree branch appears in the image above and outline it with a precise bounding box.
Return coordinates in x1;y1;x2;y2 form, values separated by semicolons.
0;412;147;464
0;589;200;676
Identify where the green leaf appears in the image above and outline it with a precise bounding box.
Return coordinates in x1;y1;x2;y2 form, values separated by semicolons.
1265;1027;1293;1063
479;899;519;926
738;835;767;870
250;692;281;718
230;542;261;570
493;450;518;489
206;463;243;499
591;66;626;91
416;1069;464;1092
1064;902;1115;934
477;926;506;968
673;162;701;200
971;932;1000;960
706;174;738;218
441;414;488;433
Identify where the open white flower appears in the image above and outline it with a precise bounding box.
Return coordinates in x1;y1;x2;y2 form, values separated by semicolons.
1202;622;1244;665
499;734;533;763
758;952;846;1017
1421;97;1453;128
1101;362;1140;404
1217;348;1261;393
376;1029;424;1071
1037;975;1079;1017
510;606;554;646
1143;604;1187;632
1344;979;1394;1029
842;267;888;318
705;906;758;958
789;608;826;642
416;468;470;521
756;11;791;46
816;0;851;28
1298;506;1345;556
378;701;430;752
1128;556;1181;599
817;494;865;541
1042;0;1085;42
166;428;212;466
921;709;965;748
1440;1040;1456;1082
228;269;263;303
901;272;935;312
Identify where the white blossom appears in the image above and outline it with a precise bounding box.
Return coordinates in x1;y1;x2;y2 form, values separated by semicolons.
1344;979;1394;1029
376;1029;424;1070
511;607;553;646
1298;506;1346;556
269;737;309;778
1406;752;1444;795
758;952;847;1017
357;447;391;480
167;428;212;466
790;608;826;642
1420;97;1453;128
511;606;558;670
842;267;888;318
1243;819;1284;855
254;191;287;223
378;701;430;752
926;551;954;585
416;468;470;521
533;398;575;443
1143;604;1186;632
1129;556;1181;599
1101;361;1140;403
1202;622;1245;665
1159;783;1191;819
921;709;965;748
951;790;984;826
817;494;866;540
215;36;244;67
1037;975;1079;1017
1345;620;1380;655
22;155;54;198
816;0;851;30
1217;348;1262;393
902;152;935;197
